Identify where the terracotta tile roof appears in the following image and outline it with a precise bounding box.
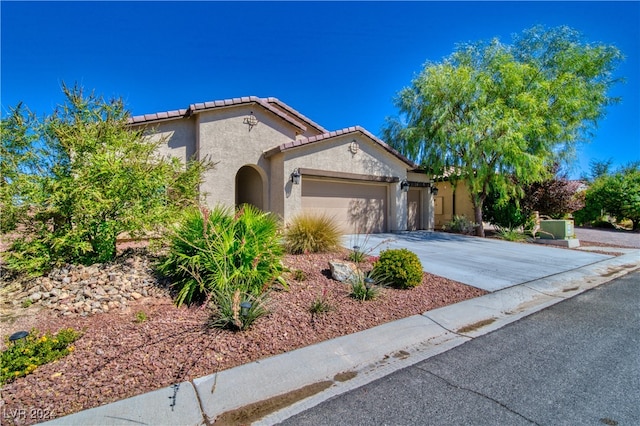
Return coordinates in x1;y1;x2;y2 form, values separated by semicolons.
128;108;191;124
264;125;418;168
128;96;307;132
264;97;328;134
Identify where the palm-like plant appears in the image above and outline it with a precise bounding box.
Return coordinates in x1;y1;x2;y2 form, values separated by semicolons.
157;204;287;306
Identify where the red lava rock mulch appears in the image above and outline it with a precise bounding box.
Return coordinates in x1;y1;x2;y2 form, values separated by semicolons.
0;250;486;425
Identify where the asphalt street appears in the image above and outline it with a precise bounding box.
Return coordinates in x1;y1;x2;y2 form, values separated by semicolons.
278;271;640;426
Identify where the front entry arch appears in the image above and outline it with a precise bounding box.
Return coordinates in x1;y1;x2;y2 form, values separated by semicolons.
235;165;265;210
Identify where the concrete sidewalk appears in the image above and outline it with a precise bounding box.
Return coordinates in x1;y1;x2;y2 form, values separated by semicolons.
43;250;640;426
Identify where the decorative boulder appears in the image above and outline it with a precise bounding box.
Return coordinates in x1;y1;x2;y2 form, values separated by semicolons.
329;260;362;283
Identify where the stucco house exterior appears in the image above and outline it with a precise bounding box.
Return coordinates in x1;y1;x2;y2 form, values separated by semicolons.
129;96;438;234
433;180;476;229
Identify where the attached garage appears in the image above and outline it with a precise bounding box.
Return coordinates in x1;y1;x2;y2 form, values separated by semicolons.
301;177;388;234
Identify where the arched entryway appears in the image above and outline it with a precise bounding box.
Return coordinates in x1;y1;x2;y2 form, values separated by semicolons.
235;165;265;210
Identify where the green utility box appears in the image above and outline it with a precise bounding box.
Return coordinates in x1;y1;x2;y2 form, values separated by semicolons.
539;220;574;240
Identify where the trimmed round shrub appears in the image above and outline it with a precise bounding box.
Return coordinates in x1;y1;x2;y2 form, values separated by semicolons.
372;248;423;289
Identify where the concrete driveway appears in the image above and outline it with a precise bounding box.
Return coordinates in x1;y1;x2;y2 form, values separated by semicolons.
343;231;613;292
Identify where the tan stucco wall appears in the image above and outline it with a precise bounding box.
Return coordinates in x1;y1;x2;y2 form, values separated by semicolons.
136;119;197;166
281;134;410;231
434;180;475;228
196;105;300;209
137;103;428;233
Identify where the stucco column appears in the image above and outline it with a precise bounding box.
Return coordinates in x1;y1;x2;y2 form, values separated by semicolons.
392;182;408;232
426;187;435;231
283;176;302;225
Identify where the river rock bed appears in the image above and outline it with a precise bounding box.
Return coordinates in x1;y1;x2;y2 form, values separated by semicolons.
7;251;171;316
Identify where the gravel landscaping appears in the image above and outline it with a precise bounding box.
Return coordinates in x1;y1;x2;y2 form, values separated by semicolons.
0;248;486;425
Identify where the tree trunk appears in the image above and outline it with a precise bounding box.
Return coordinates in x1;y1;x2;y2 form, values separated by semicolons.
474;203;485;237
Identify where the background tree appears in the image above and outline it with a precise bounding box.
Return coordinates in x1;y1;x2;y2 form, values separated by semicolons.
582;158;614;183
521;166;585;219
483;165;585;229
1;84;211;275
384;25;622;236
578;163;640;230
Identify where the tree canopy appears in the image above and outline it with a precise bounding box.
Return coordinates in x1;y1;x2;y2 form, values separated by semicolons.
1;84;211;275
579;162;640;230
383;25;623;236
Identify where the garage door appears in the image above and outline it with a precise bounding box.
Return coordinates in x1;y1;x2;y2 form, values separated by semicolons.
301;178;387;233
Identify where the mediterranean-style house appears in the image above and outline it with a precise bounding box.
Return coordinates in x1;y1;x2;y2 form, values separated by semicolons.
129;96;441;234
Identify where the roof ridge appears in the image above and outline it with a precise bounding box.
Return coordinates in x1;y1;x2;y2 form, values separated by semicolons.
129;96;306;131
263;97;328;133
264;125;417;168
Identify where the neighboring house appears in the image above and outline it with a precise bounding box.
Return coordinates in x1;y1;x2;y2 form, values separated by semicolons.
129;96;438;233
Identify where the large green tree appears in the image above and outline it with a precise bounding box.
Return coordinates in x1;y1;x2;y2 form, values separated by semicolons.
1;84;211;275
583;163;640;230
384;26;622;236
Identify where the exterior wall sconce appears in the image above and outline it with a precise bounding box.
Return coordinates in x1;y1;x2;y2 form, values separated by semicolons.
291;168;301;185
243;112;258;131
400;179;409;192
431;185;439;195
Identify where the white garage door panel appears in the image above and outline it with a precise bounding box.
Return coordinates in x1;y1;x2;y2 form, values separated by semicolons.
302;178;387;233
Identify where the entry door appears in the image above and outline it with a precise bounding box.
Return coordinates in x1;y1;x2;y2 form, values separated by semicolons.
407;188;421;231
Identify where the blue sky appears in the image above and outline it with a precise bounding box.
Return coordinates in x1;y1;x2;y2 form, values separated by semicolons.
2;1;638;179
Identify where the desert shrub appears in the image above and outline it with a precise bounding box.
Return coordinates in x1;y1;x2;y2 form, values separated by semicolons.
209;288;270;331
291;269;307;281
372;248;423;289
349;275;380;301
309;287;334;314
591;218;616;229
348;248;367;263
134;311;148;323
495;226;527;242
445;215;477;235
1;85;209;276
1;328;81;385
283;213;342;254
157;205;287;306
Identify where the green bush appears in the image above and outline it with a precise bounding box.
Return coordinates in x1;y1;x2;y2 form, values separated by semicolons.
372;248;423;289
495;226;527;242
157;204;287;306
1;328;81;385
445;215;477;235
283;213;342;254
1;85;209;276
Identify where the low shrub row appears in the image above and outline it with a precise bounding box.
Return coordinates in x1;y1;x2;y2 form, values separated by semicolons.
158;209;424;329
1;328;82;385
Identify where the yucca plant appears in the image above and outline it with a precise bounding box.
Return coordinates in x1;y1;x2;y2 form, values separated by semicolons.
157;204;287;306
283;213;342;254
